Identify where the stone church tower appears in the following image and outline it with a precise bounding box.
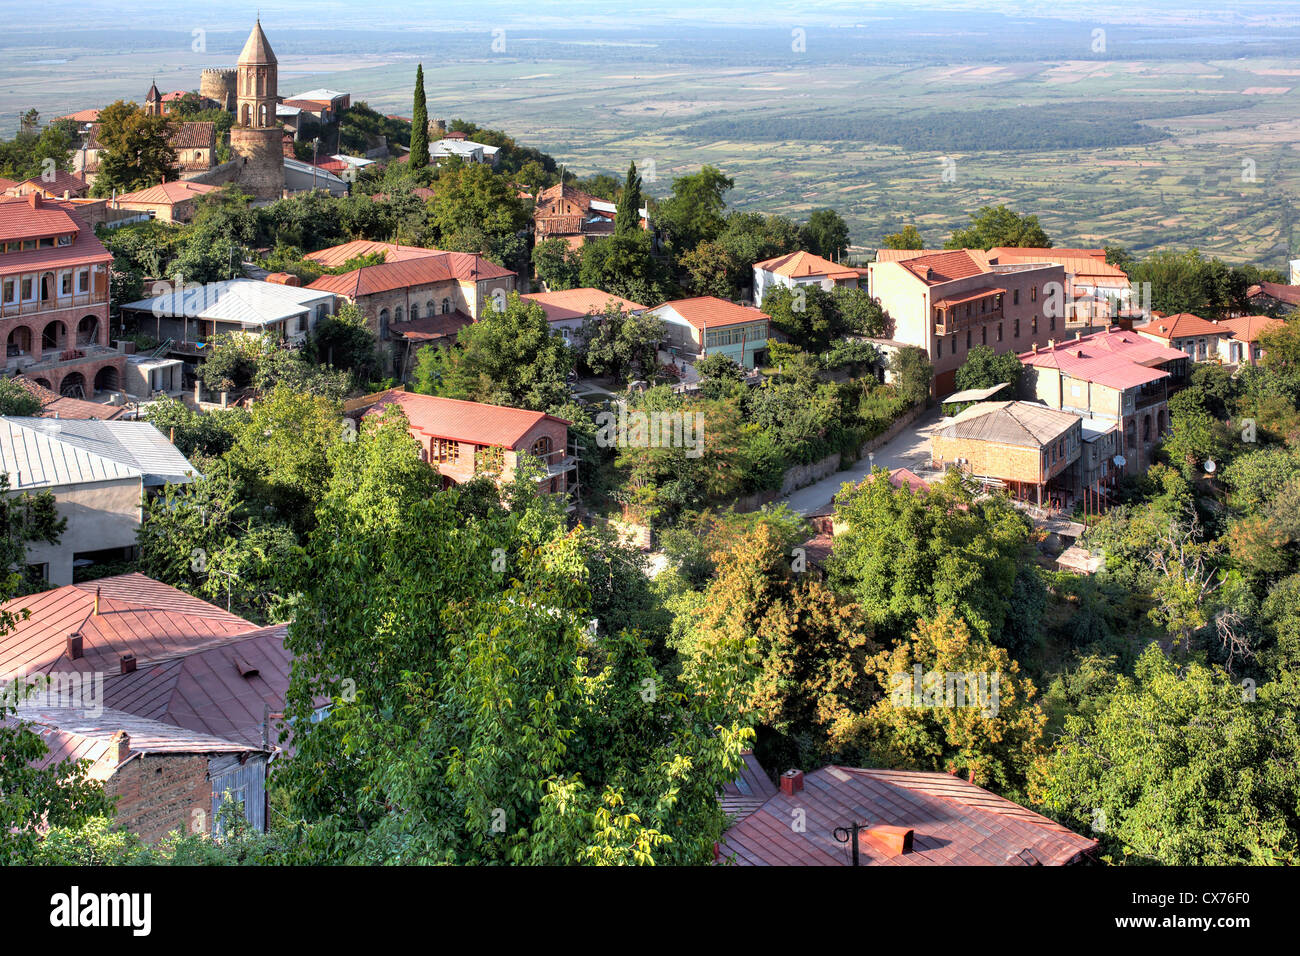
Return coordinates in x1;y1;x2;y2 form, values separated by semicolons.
229;19;285;200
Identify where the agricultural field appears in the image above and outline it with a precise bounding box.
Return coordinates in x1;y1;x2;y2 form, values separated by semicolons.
3;3;1299;264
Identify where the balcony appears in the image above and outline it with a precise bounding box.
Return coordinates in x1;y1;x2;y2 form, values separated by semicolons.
934;308;1003;337
0;292;107;320
23;344;121;372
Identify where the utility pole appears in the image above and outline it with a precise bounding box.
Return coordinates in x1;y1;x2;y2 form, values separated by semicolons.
832;821;870;867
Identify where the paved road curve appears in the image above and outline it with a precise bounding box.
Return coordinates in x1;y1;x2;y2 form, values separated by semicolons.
782;406;946;515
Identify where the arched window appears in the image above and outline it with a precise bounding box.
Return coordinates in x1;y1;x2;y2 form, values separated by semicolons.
258;104;268;127
1142;414;1151;442
379;309;390;341
409;303;419;320
427;300;436;316
441;298;451;314
241;104;251;125
531;436;552;457
394;306;404;323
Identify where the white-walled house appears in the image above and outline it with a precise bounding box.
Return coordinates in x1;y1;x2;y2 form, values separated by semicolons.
120;279;336;350
753;250;862;304
1;418;199;585
520;288;648;343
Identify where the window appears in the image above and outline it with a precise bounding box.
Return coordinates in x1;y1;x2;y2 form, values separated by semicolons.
394;306;404;323
531;435;553;457
2;279;13;303
1031;316;1038;334
1013;318;1020;337
1031;285;1038;303
378;309;390;341
997;323;1003;342
442;298;451;314
410;303;419;320
981;326;987;345
936;338;942;358
1013;289;1020;306
966;329;971;350
475;444;505;474
432;439;460;463
21;277;33;300
427;300;436;316
1049;315;1055;332
77;270;88;293
61;273;72;295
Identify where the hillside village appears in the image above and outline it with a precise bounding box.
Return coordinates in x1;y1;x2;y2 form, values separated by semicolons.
1;18;1300;869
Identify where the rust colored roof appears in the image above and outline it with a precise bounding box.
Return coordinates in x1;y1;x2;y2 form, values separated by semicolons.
360;389;568;449
1135;312;1220;340
874;248;945;263
720;765;1098;866
303;239;444;268
721;751;779;823
57;108;101;123
100;624;292;750
84;121;213;152
307;251;514;298
390;310;472;341
0;573;259;680
932;286;1007;309
238;19;277;66
652;296;770;331
12;377;126;420
6;170;89;198
900;249;991;285
754;250;858;280
0;197;110;273
113;180;218;206
522;287;647;322
886;467;929;494
988;246;1106;261
1020;327;1187;390
1248;281;1300;306
1215;314;1285;343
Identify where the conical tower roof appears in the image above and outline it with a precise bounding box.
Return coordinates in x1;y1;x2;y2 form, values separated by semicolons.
146;79;160;101
237;19;277;66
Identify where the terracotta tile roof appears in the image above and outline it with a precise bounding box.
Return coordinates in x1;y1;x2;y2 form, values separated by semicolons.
988;246;1106;261
303;240;444;269
1214;314;1285;343
651;296;769;331
12;377;126;421
113;180;218;206
84;121;213;152
754;250;859;280
6;170;89;198
1135;312;1220;340
900;249;991;285
720;765;1098;866
885;467;929;494
522;287;647;322
932;285;1007;309
1019;327;1187;390
1248;281;1300;306
238;19;277;66
389;310;472;342
56;108;101;124
0;197;111;273
873;248;945;263
359;389;568;449
0;573;259;681
307;251;514;298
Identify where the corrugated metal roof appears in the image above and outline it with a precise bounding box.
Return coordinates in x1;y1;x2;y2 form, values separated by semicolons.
120;278;331;328
0;417;140;489
941;382;1010;404
1;417;198;487
359;389;567;449
720;765;1098;866
941;401;1079;448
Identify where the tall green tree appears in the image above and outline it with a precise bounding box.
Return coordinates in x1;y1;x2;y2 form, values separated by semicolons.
408;64;429;172
615;161;642;237
945;205;1050;251
800;208;850;260
89;100;178;197
882;224;925;250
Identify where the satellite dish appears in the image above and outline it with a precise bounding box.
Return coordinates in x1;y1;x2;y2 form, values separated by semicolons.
1205;459;1217;473
1113;455;1126;467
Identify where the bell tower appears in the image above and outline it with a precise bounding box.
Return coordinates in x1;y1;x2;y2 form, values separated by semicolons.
236;18;278;129
229;19;285;199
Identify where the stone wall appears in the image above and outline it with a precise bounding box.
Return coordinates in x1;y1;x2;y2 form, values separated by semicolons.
104;753;212;845
229;127;285;200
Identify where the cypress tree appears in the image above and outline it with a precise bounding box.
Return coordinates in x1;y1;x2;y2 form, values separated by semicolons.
616;161;642;236
409;64;429;171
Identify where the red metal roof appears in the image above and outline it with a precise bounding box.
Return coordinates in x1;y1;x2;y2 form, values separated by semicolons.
721;751;779;823
720;765;1098;866
1135;312;1220;340
522;287;647;322
1248;281;1300;306
361;389;569;449
389;310;472;341
932;286;1007;309
0;197;111;274
12;376;126;420
1019;327;1187;390
0;574;258;680
754;250;859;280
114;180;218;206
900;250;990;284
307;250;514;298
1215;314;1284;344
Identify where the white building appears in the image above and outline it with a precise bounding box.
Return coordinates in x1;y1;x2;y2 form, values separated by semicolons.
752;250;862;305
0;417;199;585
120;278;337;349
429;138;500;167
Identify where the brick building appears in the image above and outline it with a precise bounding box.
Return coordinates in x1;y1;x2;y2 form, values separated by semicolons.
532;183;648;250
0;193;125;398
866;249;1067;396
306;241;516;378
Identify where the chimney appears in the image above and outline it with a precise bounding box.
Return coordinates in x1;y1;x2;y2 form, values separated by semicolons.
119;653;136;674
66;631;84;660
94;585;101;616
1048;338;1056;348
864;824;914;856
62;190;70;200
1075;330;1082;340
28;192;41;209
780;769;805;796
1031;343;1038;353
110;730;130;766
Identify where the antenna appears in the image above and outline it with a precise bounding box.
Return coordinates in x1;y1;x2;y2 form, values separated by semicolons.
832;821;870;866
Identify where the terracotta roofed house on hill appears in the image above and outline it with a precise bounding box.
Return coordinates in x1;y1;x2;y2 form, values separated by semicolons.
1212;314;1285;366
0;193;124;400
521;287;647;343
719;764;1098;865
752;249;863;303
647;295;771;373
346;389;577;501
1134;312;1223;361
866;248;1066;396
108;179;219;224
532;182;649;250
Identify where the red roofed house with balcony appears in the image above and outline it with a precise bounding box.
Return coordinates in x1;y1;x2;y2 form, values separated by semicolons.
719;763;1098;866
1212;314;1285;366
867;249;1066;396
987;247;1135;323
1134;312;1223;361
347;389;577;500
533;183;649;250
752;249;863;303
0;194;124;399
647;296;770;373
1019;326;1190;473
521;287;647;344
305;241;517;379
